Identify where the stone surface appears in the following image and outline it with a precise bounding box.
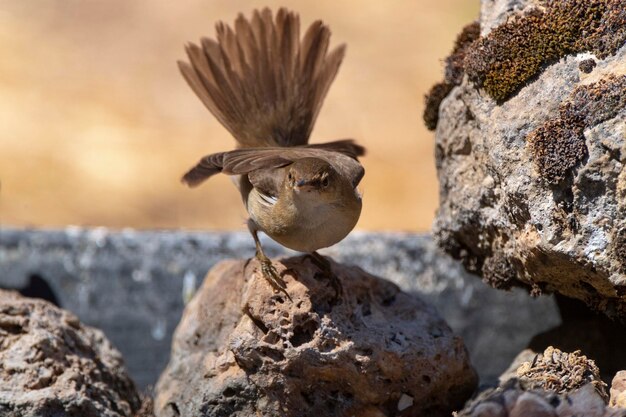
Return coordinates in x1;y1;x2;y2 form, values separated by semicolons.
155;257;478;417
457;380;626;417
428;0;626;319
0;228;560;388
611;371;626;408
459;345;626;416
527;296;626;383
0;290;140;417
515;346;607;400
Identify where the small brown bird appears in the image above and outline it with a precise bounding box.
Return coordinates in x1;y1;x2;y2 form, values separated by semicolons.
179;8;365;294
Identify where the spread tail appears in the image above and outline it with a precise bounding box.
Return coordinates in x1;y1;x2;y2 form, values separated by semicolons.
179;8;345;148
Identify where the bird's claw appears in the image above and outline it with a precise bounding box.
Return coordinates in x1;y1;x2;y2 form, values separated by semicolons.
258;255;292;300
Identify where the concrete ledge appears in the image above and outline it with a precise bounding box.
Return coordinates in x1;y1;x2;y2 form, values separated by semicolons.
0;228;559;388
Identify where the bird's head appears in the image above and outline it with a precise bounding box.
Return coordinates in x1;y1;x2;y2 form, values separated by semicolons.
285;158;344;203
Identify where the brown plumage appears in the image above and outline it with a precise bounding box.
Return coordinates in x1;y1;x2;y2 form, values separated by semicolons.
178;8;345;148
181;139;365;188
179;8;365;296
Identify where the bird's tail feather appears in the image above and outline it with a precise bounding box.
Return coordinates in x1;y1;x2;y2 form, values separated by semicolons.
179;8;345;148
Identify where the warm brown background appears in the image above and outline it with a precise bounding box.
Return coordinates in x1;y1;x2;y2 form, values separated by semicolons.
0;1;479;232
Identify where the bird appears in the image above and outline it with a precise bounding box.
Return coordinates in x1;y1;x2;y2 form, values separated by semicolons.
178;8;365;296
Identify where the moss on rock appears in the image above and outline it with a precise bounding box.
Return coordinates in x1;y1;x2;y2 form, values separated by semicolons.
423;22;480;130
464;0;626;102
516;347;608;400
527;75;626;184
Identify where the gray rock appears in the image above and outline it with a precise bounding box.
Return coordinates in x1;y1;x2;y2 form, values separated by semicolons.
457;380;626;417
433;0;626;319
611;371;626;408
0;228;560;388
155;257;477;417
0;290;140;417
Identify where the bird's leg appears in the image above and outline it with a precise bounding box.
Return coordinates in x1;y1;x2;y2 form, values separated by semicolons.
308;251;342;301
247;221;290;299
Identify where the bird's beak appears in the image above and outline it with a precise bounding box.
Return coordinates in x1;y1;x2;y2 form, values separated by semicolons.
294;179;315;192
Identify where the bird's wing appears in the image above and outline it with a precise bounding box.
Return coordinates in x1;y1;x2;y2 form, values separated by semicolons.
179;8;345;148
181;140;365;188
247;167;285;199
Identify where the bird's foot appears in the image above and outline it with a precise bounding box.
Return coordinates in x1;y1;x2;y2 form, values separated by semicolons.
257;253;292;300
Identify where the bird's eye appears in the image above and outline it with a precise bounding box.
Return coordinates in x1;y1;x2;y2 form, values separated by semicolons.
288;172;293;181
322;177;329;187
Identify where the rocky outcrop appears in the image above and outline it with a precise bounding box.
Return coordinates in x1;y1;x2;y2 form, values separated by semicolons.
0;290;140;417
155;257;477;417
457;346;626;417
611;371;626;408
426;0;626;318
514;347;607;400
457;381;625;417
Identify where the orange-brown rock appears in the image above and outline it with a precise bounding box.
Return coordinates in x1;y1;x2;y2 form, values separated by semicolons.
155;256;477;417
0;290;140;417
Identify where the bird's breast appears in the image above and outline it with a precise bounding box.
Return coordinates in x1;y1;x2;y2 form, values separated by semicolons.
248;188;361;253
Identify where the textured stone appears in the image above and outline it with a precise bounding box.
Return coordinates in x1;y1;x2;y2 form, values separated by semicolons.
527;296;626;383
0;290;140;417
611;371;626;408
0;228;560;387
457;380;626;417
509;392;556;417
470;401;507;417
155;257;477;417
428;0;626;319
555;384;611;417
515;347;607;400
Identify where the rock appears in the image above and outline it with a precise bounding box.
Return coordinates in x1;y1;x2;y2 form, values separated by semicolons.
499;349;536;385
0;290;140;417
456;380;626;417
509;392;556;417
460;346;626;416
555;384;612;417
528;296;626;383
155;257;477;417
469;401;507;417
611;371;626;408
0;228;560;387
426;0;626;319
515;346;607;400
135;397;156;417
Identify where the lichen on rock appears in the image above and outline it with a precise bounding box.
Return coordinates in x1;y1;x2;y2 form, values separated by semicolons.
430;0;626;320
516;347;607;400
456;380;625;417
527;75;626;184
464;0;626;102
424;21;480;130
425;0;626;132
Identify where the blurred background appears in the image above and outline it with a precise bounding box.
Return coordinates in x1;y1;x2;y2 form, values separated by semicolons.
0;0;479;232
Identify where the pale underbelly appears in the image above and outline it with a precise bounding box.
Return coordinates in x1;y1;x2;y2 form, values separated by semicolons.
250;193;361;253
269;212;358;252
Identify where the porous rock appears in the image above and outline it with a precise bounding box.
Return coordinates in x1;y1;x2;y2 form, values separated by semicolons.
526;295;626;383
611;371;626;408
456;380;626;417
427;0;626;319
155;257;477;417
457;346;626;417
0;290;140;417
515;346;607;400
